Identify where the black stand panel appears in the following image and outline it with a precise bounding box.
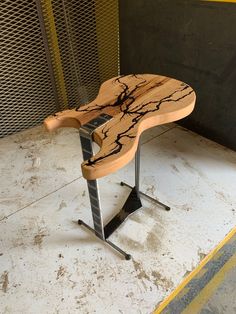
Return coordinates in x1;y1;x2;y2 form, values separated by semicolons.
104;187;142;239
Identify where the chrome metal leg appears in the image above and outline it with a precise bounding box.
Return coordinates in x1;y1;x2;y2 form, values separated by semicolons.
121;144;171;211
79;128;105;240
135;142;140;198
77;114;132;260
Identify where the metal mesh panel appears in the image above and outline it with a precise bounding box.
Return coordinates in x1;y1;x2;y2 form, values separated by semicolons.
0;0;57;137
48;0;119;107
0;0;119;137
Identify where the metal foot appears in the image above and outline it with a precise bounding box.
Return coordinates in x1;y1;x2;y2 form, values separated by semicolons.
120;182;171;211
78;219;131;260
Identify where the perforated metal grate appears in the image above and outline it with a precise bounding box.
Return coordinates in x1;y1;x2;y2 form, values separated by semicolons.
0;0;57;137
0;0;119;137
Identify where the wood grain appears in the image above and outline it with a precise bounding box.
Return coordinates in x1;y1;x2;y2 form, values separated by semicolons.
44;74;196;179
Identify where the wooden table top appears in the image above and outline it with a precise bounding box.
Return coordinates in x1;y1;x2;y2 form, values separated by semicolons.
44;74;196;180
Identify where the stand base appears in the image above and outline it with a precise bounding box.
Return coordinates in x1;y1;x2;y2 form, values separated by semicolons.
120;182;171;211
78;116;170;260
78;219;131;260
77;183;170;260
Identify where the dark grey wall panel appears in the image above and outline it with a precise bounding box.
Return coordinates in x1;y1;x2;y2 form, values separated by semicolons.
120;0;236;150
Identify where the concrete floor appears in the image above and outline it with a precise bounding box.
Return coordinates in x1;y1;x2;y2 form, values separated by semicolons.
157;228;236;314
0;123;236;313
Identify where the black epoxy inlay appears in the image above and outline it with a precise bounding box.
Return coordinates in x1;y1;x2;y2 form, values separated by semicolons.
81;75;194;167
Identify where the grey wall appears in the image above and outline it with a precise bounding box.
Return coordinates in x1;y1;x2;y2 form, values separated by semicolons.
120;0;236;150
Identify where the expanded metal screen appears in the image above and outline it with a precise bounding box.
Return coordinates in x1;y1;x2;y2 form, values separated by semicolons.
0;0;57;137
0;0;119;137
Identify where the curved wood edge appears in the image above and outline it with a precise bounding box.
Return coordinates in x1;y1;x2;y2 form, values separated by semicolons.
44;107;91;131
44;75;125;132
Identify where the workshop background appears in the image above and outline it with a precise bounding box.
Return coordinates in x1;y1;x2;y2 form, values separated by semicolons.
120;0;236;150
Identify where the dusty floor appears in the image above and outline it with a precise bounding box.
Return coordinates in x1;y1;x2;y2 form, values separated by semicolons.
0;123;236;313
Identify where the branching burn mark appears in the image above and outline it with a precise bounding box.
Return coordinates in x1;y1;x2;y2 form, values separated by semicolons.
75;74;147;115
84;80;194;167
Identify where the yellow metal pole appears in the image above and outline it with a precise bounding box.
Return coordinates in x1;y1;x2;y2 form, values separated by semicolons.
95;0;119;83
203;0;236;2
41;0;68;109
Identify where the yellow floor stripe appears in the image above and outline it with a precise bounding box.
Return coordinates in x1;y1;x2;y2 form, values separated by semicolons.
204;0;236;3
182;254;236;314
155;227;236;314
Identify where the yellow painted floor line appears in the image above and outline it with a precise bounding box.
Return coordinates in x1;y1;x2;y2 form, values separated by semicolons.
204;0;236;3
155;226;236;314
182;254;236;314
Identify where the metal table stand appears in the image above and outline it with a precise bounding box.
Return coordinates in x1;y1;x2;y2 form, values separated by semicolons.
78;114;170;260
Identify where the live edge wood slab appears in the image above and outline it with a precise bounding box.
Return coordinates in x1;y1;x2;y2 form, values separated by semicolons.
44;74;196;180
